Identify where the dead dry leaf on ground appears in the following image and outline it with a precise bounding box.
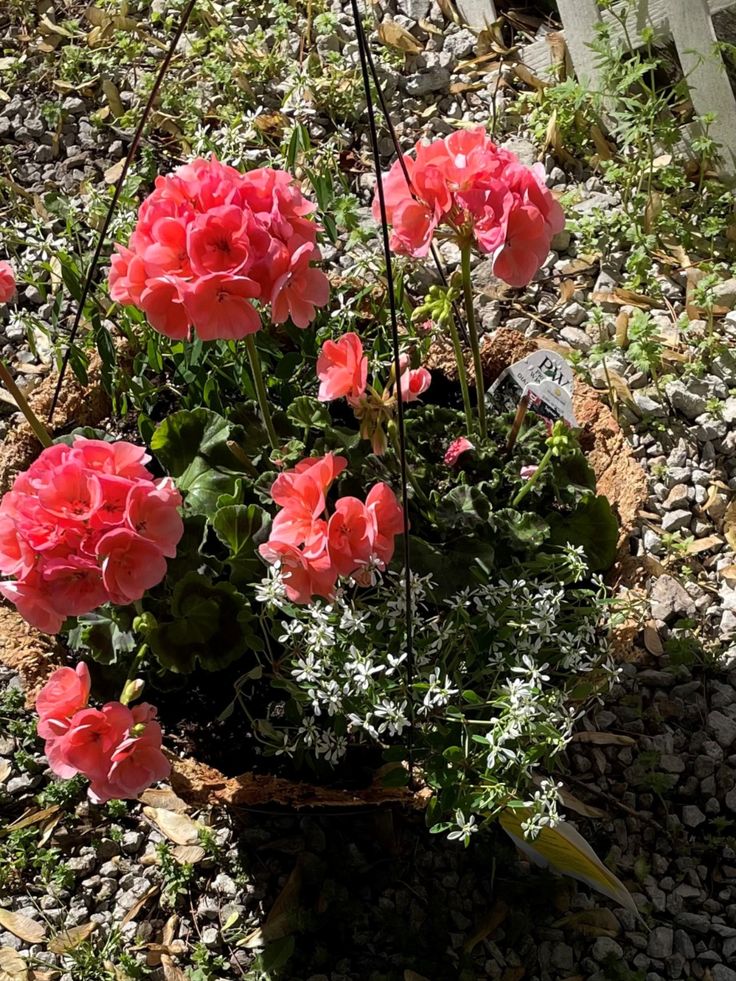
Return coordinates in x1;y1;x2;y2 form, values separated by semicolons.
0;947;28;981
0;761;10;784
557;787;608;819
48;922;96;954
1;806;60;837
377;20;423;55
143;807;202;845
139;787;188;812
591;288;661;309
724;499;736;551
572;731;635;746
0;911;46;945
463;900;508;953
121;884;160;927
553;907;621;937
643;624;664;656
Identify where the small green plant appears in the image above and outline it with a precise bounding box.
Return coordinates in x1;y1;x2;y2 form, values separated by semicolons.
157;842;196;905
62;929;149;981
187;943;230;981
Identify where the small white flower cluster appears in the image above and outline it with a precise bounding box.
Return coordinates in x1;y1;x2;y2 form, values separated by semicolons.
254;553;612;839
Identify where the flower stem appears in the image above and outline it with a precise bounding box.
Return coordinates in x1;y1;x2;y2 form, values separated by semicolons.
0;360;52;448
512;446;553;507
245;335;279;450
460;242;486;440
120;644;148;705
448;309;474;435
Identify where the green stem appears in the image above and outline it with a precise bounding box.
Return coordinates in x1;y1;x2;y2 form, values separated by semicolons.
120;644;148;705
245;335;279;450
460;242;486;440
0;360;52;447
447;309;474;435
388;425;428;505
512;446;553;508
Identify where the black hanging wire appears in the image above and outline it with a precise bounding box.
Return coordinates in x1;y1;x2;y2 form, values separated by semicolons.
349;0;416;780
49;0;199;421
359;32;468;344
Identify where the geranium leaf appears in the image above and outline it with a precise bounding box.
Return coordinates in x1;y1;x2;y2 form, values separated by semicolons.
548;493;619;571
151;408;246;515
212;505;270;557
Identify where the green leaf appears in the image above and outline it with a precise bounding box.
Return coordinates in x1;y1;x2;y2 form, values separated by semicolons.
409;536;495;600
287;396;331;430
212;505;270;557
492;509;550;550
67;611;136;665
437;484;491;530
148;571;263;673
548;494;619;572
150;408;245;515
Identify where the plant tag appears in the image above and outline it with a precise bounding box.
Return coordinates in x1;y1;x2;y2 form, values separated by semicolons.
524;380;578;428
490;350;574;397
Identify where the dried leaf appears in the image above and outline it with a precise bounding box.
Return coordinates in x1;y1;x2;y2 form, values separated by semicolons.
103;159;125;185
143;807;202;845
724;499;736;551
643;625;664;656
685;535;723;555
171;845;205;865
1;806;60;836
720;564;736;582
590;124;613;161
404;972;432;981
101;79;124;118
0;761;10;784
139;787;188;812
449;81;486;94
0;911;46;945
48;922;96;954
0;948;28;981
240;861;303;947
572;731;635;746
602;367;635;406
559;279;576;303
376;20;423;55
553;907;621;937
463;900;508;953
590;288;661;309
161;957;187;981
514;62;548;91
162;916;179;947
121;883;160;926
615;310;629;348
643;191;662;234
40;15;76;37
557;786;608;819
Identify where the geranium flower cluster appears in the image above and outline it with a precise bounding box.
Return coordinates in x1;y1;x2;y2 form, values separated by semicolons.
36;663;169;803
259;453;404;603
0;437;184;634
375;126;564;287
316;332;431;453
109;156;329;340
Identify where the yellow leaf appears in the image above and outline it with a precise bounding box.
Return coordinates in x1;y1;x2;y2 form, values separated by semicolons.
376;21;423;55
143;807;202;845
499;808;639;916
1;806;59;837
0;911;46;945
48;922;96;954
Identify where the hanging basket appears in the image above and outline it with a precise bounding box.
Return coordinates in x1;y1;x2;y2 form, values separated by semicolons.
0;330;646;810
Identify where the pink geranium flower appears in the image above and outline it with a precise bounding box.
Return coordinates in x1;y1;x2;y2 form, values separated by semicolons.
56;703;133;781
374;127;564;287
96;528;169;605
125;478;183;558
187;205;251;276
184;272;261;340
109;157;328;338
399;366;432;403
271;242;330;329
140;276;191;340
36;663;90;737
41;556;109;617
365;482;404;568
317;333;368;404
88;705;170;803
327;497;375;577
0;261;16;303
444;437;474;467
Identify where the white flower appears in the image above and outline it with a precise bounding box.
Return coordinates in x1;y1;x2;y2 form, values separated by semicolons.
447;810;478;844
